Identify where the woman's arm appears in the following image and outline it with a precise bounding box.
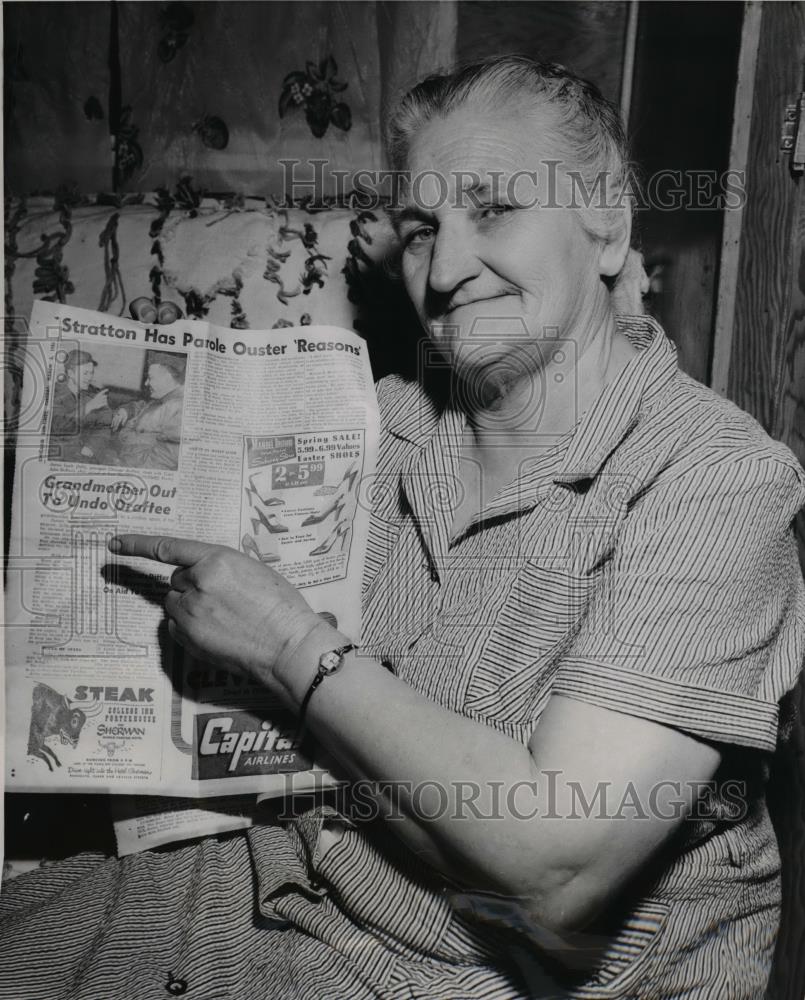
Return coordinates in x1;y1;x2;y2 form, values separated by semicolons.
281;622;721;931
109;534;721;933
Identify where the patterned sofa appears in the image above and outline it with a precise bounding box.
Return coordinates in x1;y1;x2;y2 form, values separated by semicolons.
4;189;423;393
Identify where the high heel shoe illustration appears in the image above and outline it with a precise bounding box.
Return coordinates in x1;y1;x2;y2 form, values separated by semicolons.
314;462;359;496
245;485;284;507
301;498;345;527
255;507;289;534
241;533;281;564
248;474;285;506
309;521;350;556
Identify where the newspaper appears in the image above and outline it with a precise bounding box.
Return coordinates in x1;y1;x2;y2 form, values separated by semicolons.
111;795;256;856
6;301;379;803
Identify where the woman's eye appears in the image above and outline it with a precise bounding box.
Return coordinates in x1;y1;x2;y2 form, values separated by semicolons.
479;204;513;220
403;225;436;248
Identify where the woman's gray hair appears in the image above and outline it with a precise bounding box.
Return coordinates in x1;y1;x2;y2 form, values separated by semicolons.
386;55;634;244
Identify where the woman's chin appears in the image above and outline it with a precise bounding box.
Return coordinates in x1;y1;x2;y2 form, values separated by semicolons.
448;344;533;401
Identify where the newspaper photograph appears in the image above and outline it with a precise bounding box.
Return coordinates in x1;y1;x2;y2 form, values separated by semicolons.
6;300;379;798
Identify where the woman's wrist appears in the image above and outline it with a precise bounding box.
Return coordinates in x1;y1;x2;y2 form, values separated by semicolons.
272;617;353;711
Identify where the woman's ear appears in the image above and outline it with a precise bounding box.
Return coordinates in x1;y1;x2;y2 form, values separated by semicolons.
598;204;632;277
611;248;650;315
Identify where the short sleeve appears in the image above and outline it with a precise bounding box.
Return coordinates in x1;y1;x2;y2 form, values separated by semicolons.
553;457;805;751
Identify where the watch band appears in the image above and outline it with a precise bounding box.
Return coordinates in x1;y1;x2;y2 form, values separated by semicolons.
297;643;357;726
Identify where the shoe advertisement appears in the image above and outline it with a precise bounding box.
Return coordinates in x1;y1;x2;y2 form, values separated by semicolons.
240;432;362;590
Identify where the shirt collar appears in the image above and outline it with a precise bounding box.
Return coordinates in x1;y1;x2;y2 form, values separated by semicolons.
399;405;464;578
386;316;676;454
553;314;678;484
395;315;678;564
380;371;449;447
152;386;184;404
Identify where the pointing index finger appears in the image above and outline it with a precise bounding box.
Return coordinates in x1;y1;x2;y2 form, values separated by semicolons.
109;534;214;567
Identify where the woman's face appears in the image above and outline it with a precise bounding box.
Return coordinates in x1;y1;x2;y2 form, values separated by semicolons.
146;363;177;399
399;105;613;387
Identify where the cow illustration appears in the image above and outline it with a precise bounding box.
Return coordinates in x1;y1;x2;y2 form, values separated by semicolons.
27;683;90;771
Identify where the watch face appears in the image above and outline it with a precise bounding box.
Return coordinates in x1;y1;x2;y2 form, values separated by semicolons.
319;650;342;673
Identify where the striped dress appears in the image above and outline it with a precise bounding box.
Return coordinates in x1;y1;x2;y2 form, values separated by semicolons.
2;316;804;1000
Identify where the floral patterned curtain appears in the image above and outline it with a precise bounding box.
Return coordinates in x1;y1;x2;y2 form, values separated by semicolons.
4;0;457;197
5;2;115;193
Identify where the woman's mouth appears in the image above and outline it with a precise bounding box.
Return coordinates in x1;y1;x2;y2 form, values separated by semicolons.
444;294;511;316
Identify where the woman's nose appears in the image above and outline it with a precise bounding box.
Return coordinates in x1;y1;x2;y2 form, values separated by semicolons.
427;224;480;296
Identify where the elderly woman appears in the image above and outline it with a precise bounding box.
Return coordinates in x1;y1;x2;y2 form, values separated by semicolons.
2;57;804;1000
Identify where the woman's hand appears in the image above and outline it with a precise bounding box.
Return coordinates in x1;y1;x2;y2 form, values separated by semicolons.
108;534;323;691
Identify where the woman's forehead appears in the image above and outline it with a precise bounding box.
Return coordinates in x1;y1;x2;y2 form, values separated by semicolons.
410;105;549;161
403;108;556;200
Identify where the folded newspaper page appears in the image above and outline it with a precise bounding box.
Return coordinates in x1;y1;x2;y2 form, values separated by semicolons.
6;301;379;798
111;795;256;856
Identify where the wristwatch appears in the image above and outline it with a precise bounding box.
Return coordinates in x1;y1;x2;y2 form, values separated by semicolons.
298;643;357;724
